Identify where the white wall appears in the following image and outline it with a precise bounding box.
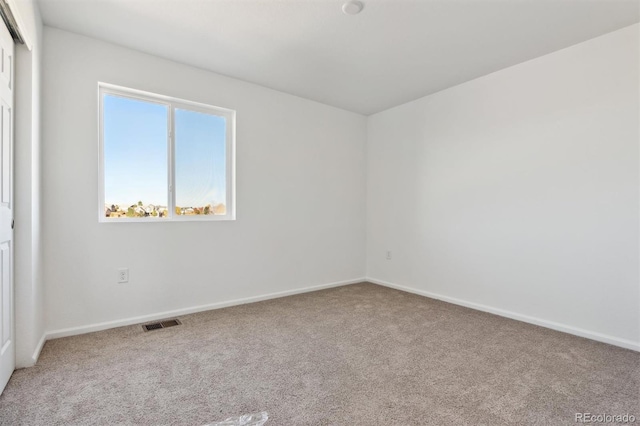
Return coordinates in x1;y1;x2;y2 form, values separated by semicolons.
42;28;366;334
367;24;640;349
13;0;44;367
40;23;639;351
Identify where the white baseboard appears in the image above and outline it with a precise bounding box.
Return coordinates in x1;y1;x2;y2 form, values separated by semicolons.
366;277;640;352
15;332;47;368
46;277;365;340
31;333;46;364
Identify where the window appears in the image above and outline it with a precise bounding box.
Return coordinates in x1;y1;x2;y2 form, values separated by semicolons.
99;83;235;222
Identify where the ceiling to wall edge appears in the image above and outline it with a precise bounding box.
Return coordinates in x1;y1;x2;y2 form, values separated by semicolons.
40;19;639;118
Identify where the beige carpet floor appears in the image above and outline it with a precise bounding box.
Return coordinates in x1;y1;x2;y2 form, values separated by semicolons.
0;283;638;425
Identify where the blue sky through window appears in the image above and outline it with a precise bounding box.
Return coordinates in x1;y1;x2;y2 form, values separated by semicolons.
175;108;226;208
104;95;168;207
103;94;227;210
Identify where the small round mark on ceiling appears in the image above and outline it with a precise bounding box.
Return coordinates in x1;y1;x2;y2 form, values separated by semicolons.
342;1;364;15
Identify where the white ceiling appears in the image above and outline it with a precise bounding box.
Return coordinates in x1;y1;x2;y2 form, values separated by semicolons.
37;0;639;115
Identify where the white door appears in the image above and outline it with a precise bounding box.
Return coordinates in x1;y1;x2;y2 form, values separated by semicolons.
0;18;14;394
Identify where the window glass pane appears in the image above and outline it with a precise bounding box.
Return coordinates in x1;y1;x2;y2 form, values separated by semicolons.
175;109;227;216
103;94;168;218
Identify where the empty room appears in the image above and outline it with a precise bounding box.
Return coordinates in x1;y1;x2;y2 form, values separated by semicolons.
0;0;638;424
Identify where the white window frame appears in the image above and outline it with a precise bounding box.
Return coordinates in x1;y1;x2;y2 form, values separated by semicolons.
98;83;236;223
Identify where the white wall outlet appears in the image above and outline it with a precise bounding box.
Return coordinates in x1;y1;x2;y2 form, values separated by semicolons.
117;268;129;283
386;251;392;260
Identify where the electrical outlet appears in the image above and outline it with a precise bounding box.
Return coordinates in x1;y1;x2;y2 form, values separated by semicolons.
386;251;392;260
117;268;129;283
